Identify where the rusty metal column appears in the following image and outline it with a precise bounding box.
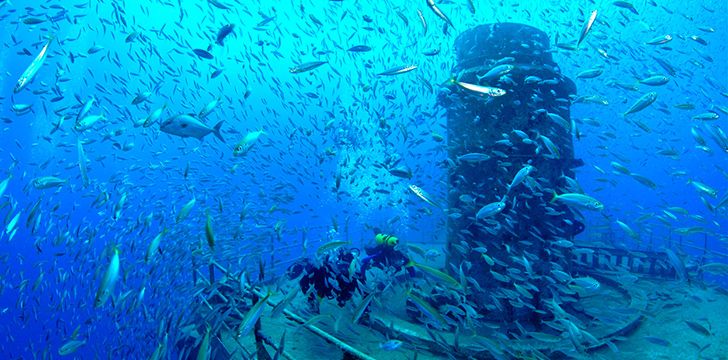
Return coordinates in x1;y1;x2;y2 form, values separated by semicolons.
439;23;581;326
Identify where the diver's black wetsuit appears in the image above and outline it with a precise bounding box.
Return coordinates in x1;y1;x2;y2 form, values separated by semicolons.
288;249;362;307
287;243;412;308
361;244;414;277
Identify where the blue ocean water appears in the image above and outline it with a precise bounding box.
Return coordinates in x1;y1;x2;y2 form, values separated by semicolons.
0;0;726;358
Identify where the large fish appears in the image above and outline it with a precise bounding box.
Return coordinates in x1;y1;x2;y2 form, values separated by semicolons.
160;115;224;141
14;36;54;93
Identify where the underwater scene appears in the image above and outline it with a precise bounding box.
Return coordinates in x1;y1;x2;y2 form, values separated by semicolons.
1;0;727;359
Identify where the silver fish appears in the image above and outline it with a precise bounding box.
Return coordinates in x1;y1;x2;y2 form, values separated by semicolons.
14;36;54;93
623;92;657;116
160;115;224;141
577;10;598;48
476;199;506;219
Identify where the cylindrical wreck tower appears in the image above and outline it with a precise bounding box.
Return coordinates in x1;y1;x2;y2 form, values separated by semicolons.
439;23;583;326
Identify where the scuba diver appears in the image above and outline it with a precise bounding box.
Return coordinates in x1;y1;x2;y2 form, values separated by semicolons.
286;247;361;308
286;230;412;311
362;231;415;278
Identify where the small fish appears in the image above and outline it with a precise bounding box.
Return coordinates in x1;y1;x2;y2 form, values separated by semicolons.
616;220;638;239
423;48;440;56
145;229;167;264
653;57;676;76
0;176;9;199
95;247;120;307
6;212;20;236
405;289;446;327
205;211;215;250
198;97;220;119
58;339;86;355
88;45;104;54
476;200;506;219
388;166;412;179
577;68;603;79
22;17;46;25
76;96;95;123
237;292;271;337
192;48;214;59
216;24;234;46
407;260;462;289
638;75;669;86
539;135;560;158
377;64;417;76
426;0;454;29
289;61;328;73
684;320;711;336
316;240;349;257
646;34;672;45
623;92;657;116
11;103;32;115
507;165;534;193
347;45;371;52
457;153;491;163
144;104;167;127
77;138;89;188
687;179;717;198
689;35;707;46
453;80;506;96
692;112;719;121
546;112;570;130
32;176;66;189
416;9;427;35
233;130;265;156
176;197;196;223
74;114;105;132
131;91;152;105
477;64;514;83
630;173;656;189
271;288;298;318
379;339;403;350
643;336;671;347
208;0;230;10
352;292;376;324
408;184;441;208
613;1;638;15
551;192;604;211
112;193;127;221
14;36;54;93
576;10;597;48
210;68;223;78
570;277;600;291
197;327;210;360
125;31;140;43
665;249;687;281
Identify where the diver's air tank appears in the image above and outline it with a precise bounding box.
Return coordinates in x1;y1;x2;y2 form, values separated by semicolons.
440;23;581;326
